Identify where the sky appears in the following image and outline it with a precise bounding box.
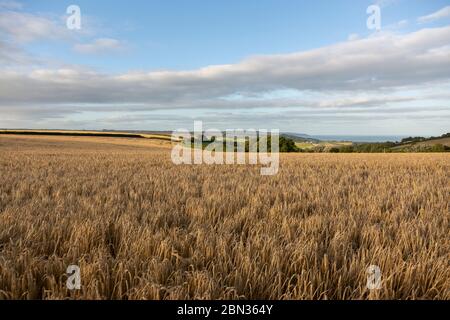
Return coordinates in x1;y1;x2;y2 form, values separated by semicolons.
0;0;449;135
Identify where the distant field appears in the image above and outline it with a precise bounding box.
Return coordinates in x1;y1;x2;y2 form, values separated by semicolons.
295;142;315;149
0;135;448;299
0;129;175;141
414;137;450;147
295;140;353;150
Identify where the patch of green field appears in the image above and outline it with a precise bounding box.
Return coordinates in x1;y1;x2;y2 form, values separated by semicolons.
295;142;315;149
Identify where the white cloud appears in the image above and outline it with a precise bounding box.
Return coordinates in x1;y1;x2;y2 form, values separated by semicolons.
418;6;450;24
0;8;116;50
0;0;22;10
73;38;125;54
375;0;400;9
397;19;408;27
347;33;360;41
0;11;69;43
0;40;30;65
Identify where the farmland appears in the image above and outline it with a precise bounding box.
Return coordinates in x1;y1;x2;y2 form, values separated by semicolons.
0;135;448;299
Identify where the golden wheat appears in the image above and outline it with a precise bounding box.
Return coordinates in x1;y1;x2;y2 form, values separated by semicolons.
0;135;448;300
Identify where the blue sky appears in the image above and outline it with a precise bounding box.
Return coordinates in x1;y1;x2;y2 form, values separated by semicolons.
1;0;450;135
19;0;450;71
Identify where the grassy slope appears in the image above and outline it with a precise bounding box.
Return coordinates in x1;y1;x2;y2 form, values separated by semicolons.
390;137;450;151
414;137;450;147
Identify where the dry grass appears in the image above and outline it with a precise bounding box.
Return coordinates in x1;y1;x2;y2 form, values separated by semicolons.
0;135;448;300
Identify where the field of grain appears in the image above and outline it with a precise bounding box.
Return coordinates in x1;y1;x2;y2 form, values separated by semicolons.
0;135;448;300
0;129;175;141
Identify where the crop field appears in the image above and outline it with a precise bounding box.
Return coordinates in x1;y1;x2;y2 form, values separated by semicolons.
0;129;175;141
0;135;448;300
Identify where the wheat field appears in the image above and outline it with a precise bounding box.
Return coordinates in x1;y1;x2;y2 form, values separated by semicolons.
0;135;448;300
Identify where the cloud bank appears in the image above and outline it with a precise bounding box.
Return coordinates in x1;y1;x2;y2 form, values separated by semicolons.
418;6;450;24
1;26;450;105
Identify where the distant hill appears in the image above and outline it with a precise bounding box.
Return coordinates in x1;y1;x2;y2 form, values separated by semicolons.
392;134;450;152
282;132;320;143
400;133;450;144
415;137;450;147
289;132;450;153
